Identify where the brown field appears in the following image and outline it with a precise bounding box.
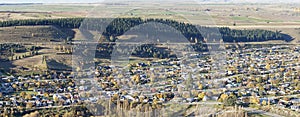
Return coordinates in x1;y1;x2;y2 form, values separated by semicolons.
0;25;74;43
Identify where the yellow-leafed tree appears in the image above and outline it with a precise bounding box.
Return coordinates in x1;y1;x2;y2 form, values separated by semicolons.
198;83;203;90
265;63;271;70
198;92;206;100
132;75;140;83
218;93;228;102
250;96;259;105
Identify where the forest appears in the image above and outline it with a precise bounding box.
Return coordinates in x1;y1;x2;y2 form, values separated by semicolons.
0;18;293;43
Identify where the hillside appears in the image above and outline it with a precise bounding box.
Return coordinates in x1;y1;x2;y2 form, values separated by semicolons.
0;25;75;43
0;18;293;43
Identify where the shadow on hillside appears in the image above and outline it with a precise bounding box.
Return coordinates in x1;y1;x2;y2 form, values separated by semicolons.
47;59;72;71
52;26;76;40
282;34;294;42
0;60;16;74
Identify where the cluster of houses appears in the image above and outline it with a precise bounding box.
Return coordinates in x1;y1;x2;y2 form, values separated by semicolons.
1;45;300;113
87;45;300;111
0;72;81;109
218;45;300;112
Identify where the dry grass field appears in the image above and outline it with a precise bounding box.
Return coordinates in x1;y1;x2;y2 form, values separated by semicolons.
0;25;74;43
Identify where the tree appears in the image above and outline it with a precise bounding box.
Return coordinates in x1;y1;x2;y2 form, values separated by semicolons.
223;95;237;106
250;96;259;105
36;82;41;88
20;92;26;98
156;93;163;99
247;82;255;88
265;63;271;70
262;100;267;106
53;96;59;103
132;75;140;84
111;93;119;101
218;93;228;102
12;84;17;89
237;91;242;97
198;92;206;100
24;83;29;88
63;111;74;117
236;76;242;83
150;74;155;85
198;83;203;90
185;73;193;90
25;94;32;100
44;93;49;98
109;36;115;42
256;77;263;83
26;102;33;108
295;84;300;90
233;22;236;26
42;56;46;64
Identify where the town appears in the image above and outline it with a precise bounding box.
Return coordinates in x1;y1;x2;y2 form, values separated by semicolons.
0;43;300;116
0;1;300;116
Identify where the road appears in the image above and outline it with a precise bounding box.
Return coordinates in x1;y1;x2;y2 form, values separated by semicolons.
243;107;284;117
163;101;222;106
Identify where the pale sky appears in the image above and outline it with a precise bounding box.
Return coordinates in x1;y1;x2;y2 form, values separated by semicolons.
0;0;299;3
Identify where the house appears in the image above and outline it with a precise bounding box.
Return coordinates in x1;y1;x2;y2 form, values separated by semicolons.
186;98;194;103
36;100;42;107
290;98;300;104
79;86;87;91
202;96;210;101
290;105;300;112
47;101;54;106
259;98;276;105
18;76;28;81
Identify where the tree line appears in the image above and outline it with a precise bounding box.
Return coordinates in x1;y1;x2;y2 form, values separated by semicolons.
0;18;293;42
0;44;39;61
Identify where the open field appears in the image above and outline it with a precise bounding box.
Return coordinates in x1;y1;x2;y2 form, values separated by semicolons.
0;3;300;25
0;25;74;43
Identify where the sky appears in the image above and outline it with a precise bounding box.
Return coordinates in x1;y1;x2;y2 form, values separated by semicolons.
0;0;299;3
